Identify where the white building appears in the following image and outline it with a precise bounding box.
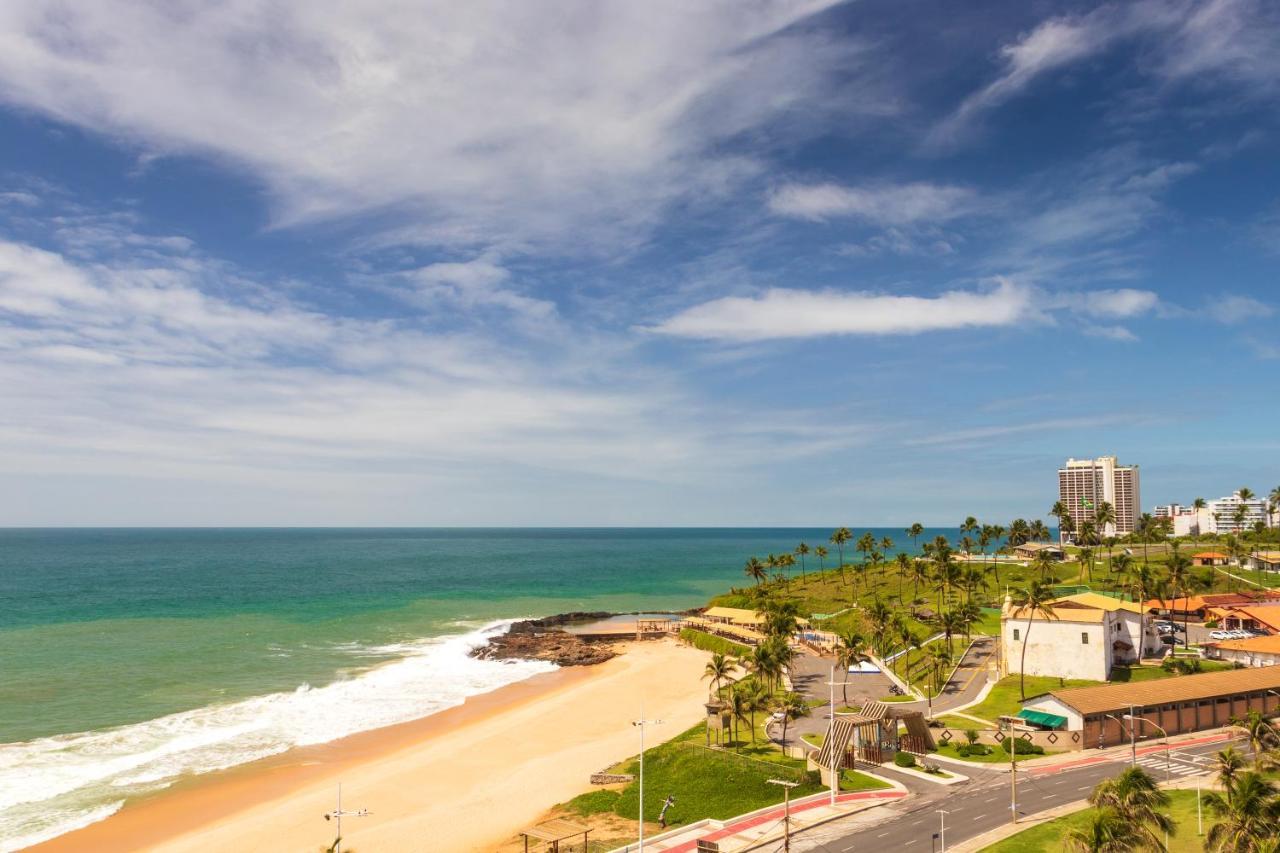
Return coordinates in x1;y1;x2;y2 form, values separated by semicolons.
1208;492;1270;534
1154;503;1211;537
1058;456;1140;542
1000;592;1159;682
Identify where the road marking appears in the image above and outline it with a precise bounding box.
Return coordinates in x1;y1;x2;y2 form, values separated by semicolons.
972;814;988;821
1077;784;1092;790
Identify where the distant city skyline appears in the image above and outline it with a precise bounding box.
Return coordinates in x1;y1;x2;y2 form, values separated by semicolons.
0;2;1278;525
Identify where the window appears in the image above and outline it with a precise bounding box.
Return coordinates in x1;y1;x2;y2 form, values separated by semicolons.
1013;628;1020;641
1081;632;1090;644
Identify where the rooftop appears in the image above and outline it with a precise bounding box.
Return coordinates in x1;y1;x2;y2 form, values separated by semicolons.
1007;605;1106;623
1053;592;1143;614
1043;666;1280;715
1193;552;1229;559
1208;635;1280;655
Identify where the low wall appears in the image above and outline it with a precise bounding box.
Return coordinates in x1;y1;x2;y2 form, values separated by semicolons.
934;726;1085;752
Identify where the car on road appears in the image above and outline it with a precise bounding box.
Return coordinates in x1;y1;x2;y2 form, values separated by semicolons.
1155;621;1184;633
1210;629;1231;640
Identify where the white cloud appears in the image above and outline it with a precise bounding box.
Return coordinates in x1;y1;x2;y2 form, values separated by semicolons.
650;280;1165;342
1208;294;1275;324
404;255;556;323
768;181;976;224
1083;325;1140;342
649;279;1036;341
0;1;864;250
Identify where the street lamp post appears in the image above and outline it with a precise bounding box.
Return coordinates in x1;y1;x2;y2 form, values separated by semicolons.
937;809;949;852
768;779;799;852
322;783;369;853
1103;713;1136;765
633;712;664;852
1124;713;1170;780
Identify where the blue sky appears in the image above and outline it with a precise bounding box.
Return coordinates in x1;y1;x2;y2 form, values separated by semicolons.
0;0;1277;526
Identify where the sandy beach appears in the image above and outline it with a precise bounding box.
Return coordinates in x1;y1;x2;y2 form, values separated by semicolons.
31;637;709;853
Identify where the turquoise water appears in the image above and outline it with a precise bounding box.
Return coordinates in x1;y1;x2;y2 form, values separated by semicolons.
0;527;956;847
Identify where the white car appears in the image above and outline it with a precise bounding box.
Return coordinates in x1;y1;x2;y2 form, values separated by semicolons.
1210;630;1230;640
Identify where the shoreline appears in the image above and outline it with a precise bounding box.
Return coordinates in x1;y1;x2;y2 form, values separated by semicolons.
30;636;709;852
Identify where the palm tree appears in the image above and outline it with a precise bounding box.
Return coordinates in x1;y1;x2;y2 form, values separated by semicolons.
896;625;920;679
795;542;809;583
937;609;964;655
744;556;766;587
743;681;770;743
1088;766;1174;850
908;556;930;602
703;652;736;699
729;686;751;749
814;545;829;581
1078;546;1094;584
1031;550;1057;583
1016;581;1057;700
835;630;869;706
1215;746;1247;790
1204;770;1280;852
924;643;952;715
893;552;911;603
1050;501;1069;543
1065;806;1145;852
1008;518;1031;547
1113;552;1133;588
1269;487;1280;529
1233;710;1280;769
906;522;925;556
1028;519;1051;543
773;691;810;748
830;528;852;585
1136;513;1157;570
1166;545;1193;647
1095;501;1116;541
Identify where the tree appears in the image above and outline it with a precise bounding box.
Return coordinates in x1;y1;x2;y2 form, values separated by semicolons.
1016;581;1058;700
743;681;770;743
728;686;751;749
1136;513;1157;570
744;556;766;587
937;609;964;655
924;643;952;711
1028;519;1051;543
703;652;736;698
1233;710;1280;769
1204;769;1280;852
830;528;852;585
762;599;802;641
1008;518;1031;547
1166;544;1193;647
773;691;810;748
795;542;809;583
1088;766;1174;850
1031;549;1057;582
1050;500;1069;543
835;630;869;706
1095;501;1116;541
894;552;911;603
1065;806;1146;852
1079;546;1094;584
906;522;925;556
814;545;828;580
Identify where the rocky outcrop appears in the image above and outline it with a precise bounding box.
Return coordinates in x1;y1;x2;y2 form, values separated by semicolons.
472;627;619;667
505;612;615;633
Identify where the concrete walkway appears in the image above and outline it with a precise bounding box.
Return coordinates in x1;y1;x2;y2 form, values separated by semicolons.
605;787;908;853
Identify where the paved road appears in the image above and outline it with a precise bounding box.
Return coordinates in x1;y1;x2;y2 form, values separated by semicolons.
790;734;1237;852
776;637;997;748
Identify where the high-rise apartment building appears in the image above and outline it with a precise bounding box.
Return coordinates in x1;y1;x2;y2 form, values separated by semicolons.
1057;456;1140;542
1207;492;1269;534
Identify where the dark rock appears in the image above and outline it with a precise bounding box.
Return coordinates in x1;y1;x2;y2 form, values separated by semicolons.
472;628;618;667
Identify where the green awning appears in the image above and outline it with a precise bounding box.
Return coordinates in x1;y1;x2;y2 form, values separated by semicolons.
1017;709;1068;729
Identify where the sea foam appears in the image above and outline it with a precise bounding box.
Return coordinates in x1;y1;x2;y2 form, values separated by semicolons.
0;621;554;851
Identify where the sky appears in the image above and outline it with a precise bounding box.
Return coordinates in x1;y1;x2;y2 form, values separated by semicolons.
0;0;1278;526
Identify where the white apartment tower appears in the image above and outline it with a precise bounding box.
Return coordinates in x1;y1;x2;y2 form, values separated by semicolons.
1057;456;1140;542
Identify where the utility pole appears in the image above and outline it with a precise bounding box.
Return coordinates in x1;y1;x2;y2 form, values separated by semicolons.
1128;704;1138;766
768;779;799;852
322;783;369;853
632;710;664;853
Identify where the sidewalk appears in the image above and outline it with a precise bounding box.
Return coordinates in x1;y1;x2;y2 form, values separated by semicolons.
1025;729;1237;776
605;787;907;853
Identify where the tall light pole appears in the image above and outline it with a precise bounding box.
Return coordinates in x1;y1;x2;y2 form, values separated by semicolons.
633;711;663;852
1001;716;1018;824
937;809;949;852
768;779;799;852
1125;713;1169;780
1103;712;1136;766
322;783;369;853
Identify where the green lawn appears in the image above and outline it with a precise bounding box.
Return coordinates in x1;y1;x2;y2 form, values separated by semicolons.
563;723;887;828
935;714;995;730
933;740;1058;764
980;789;1202;852
679;627;750;657
963;675;1102;723
1110;660;1234;682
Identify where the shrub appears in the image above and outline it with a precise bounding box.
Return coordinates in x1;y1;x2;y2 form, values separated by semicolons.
964;729;980;745
678;628;750;658
1205;619;1219;628
894;751;917;768
1000;738;1045;756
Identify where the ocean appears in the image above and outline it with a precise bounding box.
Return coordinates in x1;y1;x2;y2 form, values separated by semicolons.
0;527;959;848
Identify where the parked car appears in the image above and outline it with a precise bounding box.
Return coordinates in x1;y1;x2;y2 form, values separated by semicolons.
1210;630;1231;640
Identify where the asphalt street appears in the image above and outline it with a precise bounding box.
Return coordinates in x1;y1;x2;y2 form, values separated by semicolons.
789;735;1236;852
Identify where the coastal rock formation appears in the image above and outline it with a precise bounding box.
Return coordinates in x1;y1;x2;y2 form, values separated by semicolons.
473;626;619;667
